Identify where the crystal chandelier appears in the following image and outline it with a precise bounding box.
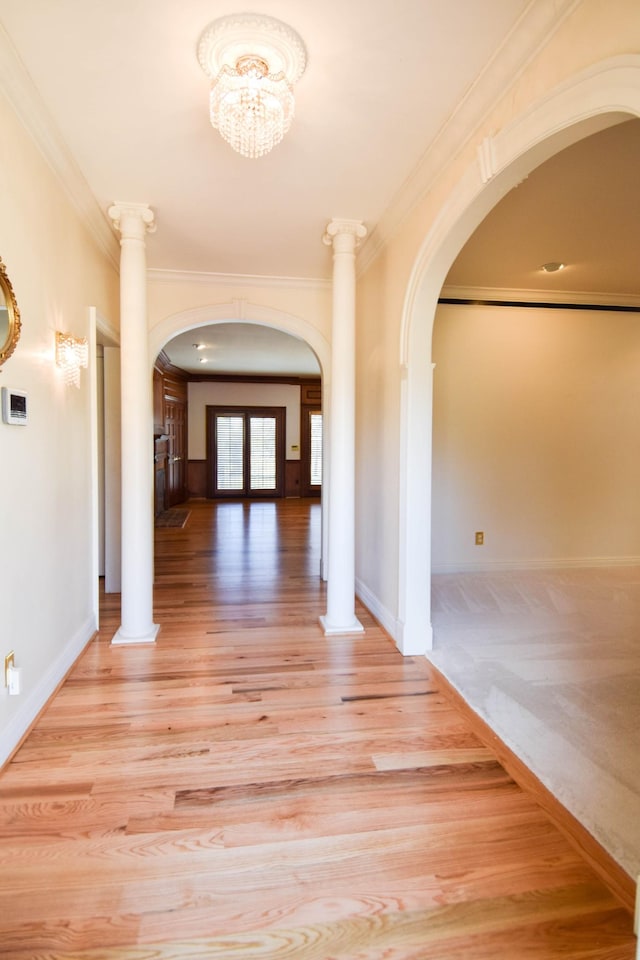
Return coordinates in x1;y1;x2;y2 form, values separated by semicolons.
198;14;306;160
55;331;88;388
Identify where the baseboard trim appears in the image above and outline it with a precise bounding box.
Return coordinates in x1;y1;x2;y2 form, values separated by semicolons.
0;615;96;769
426;658;636;916
432;555;640;574
355;577;400;646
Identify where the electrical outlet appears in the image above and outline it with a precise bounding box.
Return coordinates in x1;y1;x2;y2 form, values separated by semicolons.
475;531;484;546
4;651;14;687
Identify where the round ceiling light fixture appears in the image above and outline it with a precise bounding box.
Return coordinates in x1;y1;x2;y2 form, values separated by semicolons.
197;14;307;159
540;261;566;273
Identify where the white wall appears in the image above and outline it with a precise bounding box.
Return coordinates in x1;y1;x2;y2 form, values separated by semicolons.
356;1;640;652
0;88;119;765
188;381;302;460
432;301;640;570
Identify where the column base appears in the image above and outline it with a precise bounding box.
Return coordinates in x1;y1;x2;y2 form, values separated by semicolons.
111;623;160;645
319;614;364;636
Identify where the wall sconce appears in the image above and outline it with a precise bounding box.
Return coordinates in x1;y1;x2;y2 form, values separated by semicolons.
56;331;88;388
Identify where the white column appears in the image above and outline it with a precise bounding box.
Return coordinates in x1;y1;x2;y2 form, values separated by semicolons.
320;218;367;635
108;202;159;645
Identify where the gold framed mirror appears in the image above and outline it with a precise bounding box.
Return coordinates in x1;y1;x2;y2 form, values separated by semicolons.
0;257;21;368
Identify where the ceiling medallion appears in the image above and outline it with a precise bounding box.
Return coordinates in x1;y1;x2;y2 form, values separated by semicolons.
197;13;307;159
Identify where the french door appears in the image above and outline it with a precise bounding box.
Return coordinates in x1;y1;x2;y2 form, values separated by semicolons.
206;406;285;498
300;408;322;496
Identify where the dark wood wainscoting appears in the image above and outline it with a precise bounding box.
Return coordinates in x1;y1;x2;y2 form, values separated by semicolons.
189;458;301;499
285;459;301;497
187;459;207;498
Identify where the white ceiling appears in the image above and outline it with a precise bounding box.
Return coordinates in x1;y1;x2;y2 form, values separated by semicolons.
164;322;320;376
0;0;531;278
0;2;637;376
445;118;640;298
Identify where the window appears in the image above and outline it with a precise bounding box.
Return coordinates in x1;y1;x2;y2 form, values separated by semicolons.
207;406;285;498
300;406;322;497
249;415;277;490
309;412;322;487
216;415;244;490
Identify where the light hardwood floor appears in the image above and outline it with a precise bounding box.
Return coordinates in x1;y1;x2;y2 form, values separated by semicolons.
0;499;636;958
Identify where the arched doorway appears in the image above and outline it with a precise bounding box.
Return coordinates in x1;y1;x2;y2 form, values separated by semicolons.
398;55;640;655
149;302;331;576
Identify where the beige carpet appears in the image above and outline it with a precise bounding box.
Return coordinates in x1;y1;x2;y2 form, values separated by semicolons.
430;565;640;880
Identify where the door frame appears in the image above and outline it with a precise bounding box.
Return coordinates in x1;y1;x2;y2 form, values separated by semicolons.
206;404;286;498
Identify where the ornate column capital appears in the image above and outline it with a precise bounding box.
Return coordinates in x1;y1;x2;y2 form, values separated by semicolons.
322;218;367;252
108;202;156;241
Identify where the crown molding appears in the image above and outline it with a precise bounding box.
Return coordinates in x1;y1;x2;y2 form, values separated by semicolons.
0;22;120;270
358;0;582;276
440;284;640;310
147;267;331;291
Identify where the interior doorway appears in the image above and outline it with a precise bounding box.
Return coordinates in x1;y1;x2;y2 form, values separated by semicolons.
206;405;286;498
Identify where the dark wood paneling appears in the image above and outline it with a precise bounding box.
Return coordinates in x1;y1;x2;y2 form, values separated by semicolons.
187;460;207;498
190;374;322;387
153;436;168;516
165;396;187;507
153;368;164;436
301;380;322;404
164;375;187;404
154;358;189;513
285;459;301;498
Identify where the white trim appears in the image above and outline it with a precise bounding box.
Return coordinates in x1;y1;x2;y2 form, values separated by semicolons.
149;301;331;375
356;578;433;657
112;624;160;645
0;616;96;769
148;268;331;291
96;313;120;348
0;23;119;270
440;284;640;310
357;0;581;275
432;556;640;575
319;615;364;636
88;307;100;630
355;577;399;645
149;301;331;621
398;54;640;661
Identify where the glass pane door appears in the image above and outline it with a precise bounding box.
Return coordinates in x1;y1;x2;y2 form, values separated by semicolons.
216;415;244;491
250;416;277;491
207;406;285;498
309;412;322;487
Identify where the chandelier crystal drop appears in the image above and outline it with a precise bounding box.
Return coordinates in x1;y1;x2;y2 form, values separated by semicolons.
55;331;88;388
211;56;295;159
197;14;306;160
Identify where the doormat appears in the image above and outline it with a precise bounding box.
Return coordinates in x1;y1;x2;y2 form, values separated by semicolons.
155;508;191;528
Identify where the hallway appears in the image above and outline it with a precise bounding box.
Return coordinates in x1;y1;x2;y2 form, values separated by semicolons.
0;500;635;958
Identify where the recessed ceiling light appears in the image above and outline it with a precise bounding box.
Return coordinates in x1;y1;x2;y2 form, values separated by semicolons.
540;261;566;273
199;357;208;363
193;343;206;350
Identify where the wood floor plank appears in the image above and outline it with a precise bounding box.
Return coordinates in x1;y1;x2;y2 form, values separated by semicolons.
0;498;635;958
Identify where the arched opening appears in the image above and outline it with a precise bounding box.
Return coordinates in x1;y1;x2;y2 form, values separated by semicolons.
399;54;640;655
149;304;331;586
399;56;640;880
